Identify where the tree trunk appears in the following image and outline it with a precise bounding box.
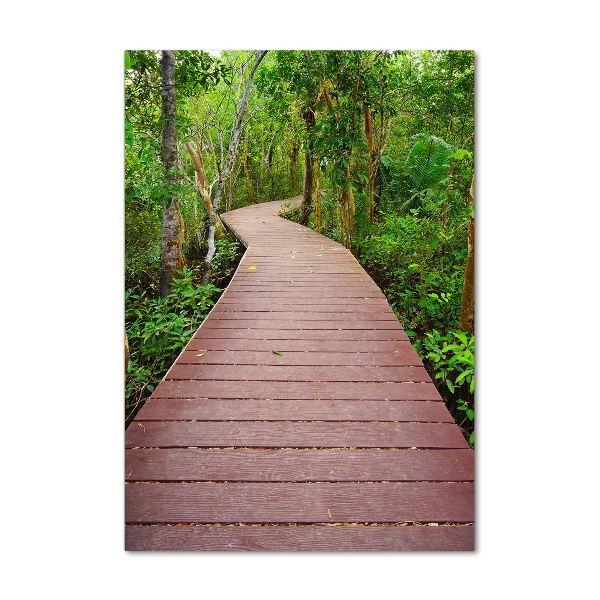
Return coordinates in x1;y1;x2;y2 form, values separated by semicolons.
243;134;253;203
363;105;377;222
202;50;267;285
290;140;299;194
337;163;355;250
299;109;316;225
125;331;130;375
159;50;184;297
314;153;322;233
459;173;475;333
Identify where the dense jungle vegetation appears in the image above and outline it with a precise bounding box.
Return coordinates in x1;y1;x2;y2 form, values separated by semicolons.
124;50;474;444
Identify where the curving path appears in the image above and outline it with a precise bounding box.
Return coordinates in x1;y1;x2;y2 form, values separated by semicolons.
125;196;474;551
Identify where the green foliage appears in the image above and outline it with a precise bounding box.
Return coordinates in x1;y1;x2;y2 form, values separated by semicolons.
125;207;162;289
411;329;474;447
210;237;244;287
357;202;467;333
401;134;453;211
125;267;221;423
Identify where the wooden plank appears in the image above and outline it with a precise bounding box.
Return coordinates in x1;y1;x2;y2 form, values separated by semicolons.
126;523;474;551
215;298;390;308
223;290;386;298
209;310;398;321
184;338;414;353
201;319;404;330
125;482;474;524
125;421;468;449
134;398;455;423
152;380;441;400
125;449;474;482
178;350;423;366
166;364;431;383
188;328;409;341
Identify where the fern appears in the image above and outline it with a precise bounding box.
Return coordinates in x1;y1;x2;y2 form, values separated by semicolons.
405;133;453;194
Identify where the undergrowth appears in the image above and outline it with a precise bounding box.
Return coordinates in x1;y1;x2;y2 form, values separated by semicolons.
124;236;244;426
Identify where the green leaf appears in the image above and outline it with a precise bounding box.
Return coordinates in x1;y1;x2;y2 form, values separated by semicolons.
272;350;283;356
125;50;131;70
446;379;454;393
466;409;474;421
468;431;475;447
453;148;472;161
455;370;470;384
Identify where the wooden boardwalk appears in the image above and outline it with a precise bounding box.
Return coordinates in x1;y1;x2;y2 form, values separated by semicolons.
125;196;474;551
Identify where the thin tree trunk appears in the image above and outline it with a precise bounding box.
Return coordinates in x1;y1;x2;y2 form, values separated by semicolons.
125;331;130;375
184;141;213;216
314;153;322;233
227;157;236;212
459;173;475;333
243;134;253;203
159;50;184;297
202;50;267;285
299;108;315;225
363;105;377;223
290;140;300;194
337;162;355;250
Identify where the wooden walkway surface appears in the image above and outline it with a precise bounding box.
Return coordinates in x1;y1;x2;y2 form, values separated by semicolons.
125;196;474;550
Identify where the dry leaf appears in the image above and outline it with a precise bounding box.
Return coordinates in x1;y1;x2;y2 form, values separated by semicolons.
327;508;333;520
248;266;256;270
196;353;205;357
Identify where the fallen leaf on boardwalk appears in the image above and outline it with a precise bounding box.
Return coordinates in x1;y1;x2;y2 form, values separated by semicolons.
248;266;256;270
365;297;370;300
196;353;205;357
291;251;297;254
127;470;132;478
272;350;283;356
409;447;418;450
328;508;333;520
331;399;335;406
316;254;323;256
137;423;145;432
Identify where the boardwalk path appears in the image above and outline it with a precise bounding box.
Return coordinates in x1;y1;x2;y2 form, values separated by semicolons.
125;197;474;550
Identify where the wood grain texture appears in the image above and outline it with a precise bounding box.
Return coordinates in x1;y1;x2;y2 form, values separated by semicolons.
125;449;474;481
134;398;455;422
177;349;423;366
151;380;442;400
125;420;469;449
184;338;414;352
165;364;431;383
125;196;474;551
125;482;474;524
125;524;474;551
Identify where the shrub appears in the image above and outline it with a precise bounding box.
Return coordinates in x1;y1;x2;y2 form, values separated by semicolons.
125;266;220;423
